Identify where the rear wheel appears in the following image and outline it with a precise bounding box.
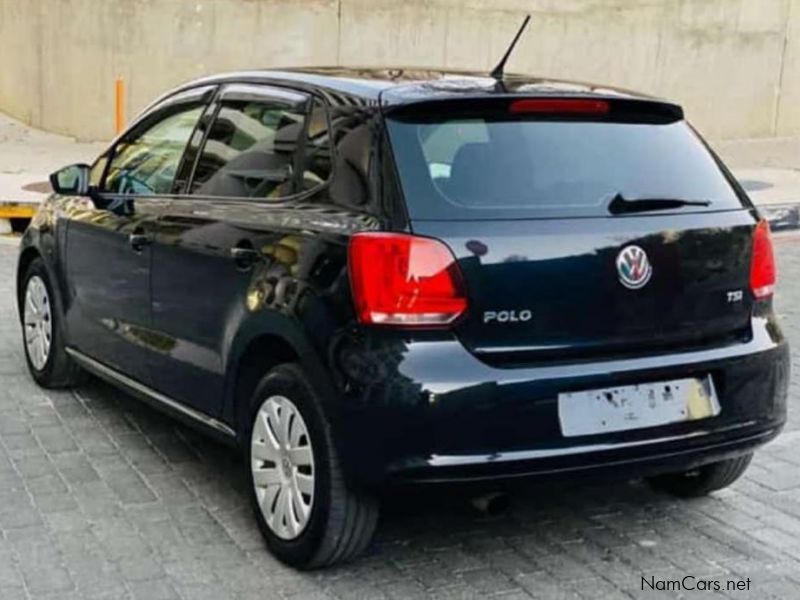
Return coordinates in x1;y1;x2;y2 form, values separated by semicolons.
245;363;378;568
20;257;84;388
646;453;753;498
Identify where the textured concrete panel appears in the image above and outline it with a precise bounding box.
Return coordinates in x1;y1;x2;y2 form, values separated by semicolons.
777;0;800;135
0;0;799;140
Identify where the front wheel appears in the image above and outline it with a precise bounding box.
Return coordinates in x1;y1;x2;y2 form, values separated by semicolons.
245;363;378;569
646;453;753;498
20;257;85;388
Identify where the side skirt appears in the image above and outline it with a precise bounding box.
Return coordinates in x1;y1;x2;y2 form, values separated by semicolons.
66;347;238;445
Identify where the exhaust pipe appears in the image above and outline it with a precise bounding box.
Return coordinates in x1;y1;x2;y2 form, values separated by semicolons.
470;491;510;516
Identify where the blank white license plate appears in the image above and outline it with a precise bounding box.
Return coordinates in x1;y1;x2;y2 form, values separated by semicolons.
558;376;720;438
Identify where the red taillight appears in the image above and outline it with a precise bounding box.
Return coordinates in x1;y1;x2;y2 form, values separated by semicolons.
348;233;468;327
750;219;776;300
509;98;610;115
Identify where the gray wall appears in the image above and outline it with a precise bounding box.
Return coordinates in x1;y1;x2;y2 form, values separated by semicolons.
1;0;799;141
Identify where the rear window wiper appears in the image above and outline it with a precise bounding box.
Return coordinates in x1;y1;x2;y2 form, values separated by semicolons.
608;193;712;215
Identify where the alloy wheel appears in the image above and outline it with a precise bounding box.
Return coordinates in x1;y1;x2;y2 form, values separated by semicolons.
23;275;53;371
251;395;315;540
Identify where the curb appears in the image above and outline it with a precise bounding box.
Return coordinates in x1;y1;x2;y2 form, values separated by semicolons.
0;202;38;236
0;203;37;219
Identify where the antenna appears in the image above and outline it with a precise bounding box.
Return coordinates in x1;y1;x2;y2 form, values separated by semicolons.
490;15;531;82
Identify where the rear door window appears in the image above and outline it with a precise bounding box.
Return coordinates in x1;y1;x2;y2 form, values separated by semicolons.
188;85;312;200
386;101;746;220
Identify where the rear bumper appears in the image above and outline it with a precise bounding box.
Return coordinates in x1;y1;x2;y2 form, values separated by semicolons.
333;316;789;486
390;423;781;484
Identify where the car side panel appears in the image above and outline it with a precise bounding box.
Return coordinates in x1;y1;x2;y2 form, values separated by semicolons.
148;198;380;419
61;196;167;385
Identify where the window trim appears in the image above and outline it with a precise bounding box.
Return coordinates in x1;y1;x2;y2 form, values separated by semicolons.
217;84;309;107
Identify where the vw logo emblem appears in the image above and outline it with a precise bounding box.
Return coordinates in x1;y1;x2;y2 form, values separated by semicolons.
616;245;652;290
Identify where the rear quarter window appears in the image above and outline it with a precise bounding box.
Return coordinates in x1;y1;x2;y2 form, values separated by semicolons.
386;105;746;220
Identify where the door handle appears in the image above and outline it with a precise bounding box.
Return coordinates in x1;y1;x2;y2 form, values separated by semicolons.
129;232;152;252
230;246;261;270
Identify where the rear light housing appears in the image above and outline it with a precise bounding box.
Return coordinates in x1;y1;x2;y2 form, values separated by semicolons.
348;233;468;327
750;219;776;300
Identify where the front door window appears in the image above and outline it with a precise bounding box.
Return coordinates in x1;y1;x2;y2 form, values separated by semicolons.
104;105;205;196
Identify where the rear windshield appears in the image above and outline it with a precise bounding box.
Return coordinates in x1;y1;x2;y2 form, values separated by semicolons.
386;107;745;220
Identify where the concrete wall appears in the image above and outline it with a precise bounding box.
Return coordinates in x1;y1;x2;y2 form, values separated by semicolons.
1;0;798;141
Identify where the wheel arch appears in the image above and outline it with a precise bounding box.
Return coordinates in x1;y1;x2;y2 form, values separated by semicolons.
16;246;41;301
228;333;298;438
223;325;339;443
16;211;68;322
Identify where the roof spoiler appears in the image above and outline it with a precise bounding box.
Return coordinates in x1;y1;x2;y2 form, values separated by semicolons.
384;96;685;124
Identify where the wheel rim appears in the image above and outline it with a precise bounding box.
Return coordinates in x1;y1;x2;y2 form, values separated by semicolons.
23;275;53;371
251;394;315;540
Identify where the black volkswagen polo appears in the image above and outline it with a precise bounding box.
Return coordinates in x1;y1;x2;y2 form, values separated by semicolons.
16;67;788;568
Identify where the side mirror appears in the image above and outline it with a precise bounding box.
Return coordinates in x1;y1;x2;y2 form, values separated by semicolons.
49;164;91;196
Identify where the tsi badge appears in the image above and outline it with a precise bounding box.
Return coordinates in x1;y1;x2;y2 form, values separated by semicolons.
484;310;533;324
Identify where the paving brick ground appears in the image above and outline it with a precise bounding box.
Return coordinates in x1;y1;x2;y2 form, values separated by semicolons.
1;236;799;600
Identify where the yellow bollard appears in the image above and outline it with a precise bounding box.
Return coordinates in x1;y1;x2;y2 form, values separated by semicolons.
115;77;126;135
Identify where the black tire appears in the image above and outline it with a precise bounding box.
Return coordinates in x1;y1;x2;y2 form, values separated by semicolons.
19;257;85;389
646;453;753;498
244;363;379;569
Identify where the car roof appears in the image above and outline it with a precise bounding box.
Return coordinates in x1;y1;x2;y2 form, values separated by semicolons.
177;66;667;108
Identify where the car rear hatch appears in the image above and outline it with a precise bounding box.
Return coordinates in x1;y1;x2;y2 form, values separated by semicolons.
383;96;758;365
